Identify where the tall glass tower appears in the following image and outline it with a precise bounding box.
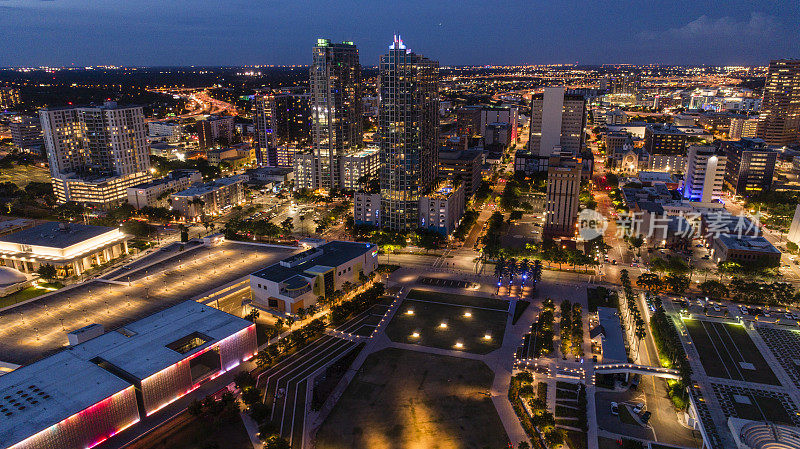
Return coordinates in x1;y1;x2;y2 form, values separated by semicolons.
311;39;362;190
378;36;439;231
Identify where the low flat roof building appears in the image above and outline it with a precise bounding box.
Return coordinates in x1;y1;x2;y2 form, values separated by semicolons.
169;175;247;220
126;169;202;209
0;222;130;278
0;301;256;449
250;240;377;315
711;234;781;267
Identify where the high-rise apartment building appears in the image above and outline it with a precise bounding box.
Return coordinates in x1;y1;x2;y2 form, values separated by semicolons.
197;115;234;150
544;153;582;238
40;101;152;206
758;59;800;146
683;145;727;203
253;92;311;166
644;124;687;155
0;87;20;110
722;138;777;196
311;39;362;190
9;116;44;154
378;36;439;231
528;87;586;158
728;117;760;140
438;149;483;197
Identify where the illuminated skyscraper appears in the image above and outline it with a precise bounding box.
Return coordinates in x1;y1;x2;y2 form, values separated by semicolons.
311;39;362;190
378;36;439;231
758;59;800;146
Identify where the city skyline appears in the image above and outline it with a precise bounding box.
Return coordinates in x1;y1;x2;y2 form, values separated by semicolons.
1;0;799;67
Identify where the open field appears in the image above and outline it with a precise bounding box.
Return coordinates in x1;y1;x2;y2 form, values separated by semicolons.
315;348;508;449
0;165;50;187
683;319;779;385
386;289;508;354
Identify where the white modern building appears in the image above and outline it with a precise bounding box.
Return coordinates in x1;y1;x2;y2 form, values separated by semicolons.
169;175;247;220
0;301;256;449
250;240;377;315
0;222;130;278
147;121;183;142
40;101;152;207
683;146;727;203
529;87;586;158
127;169;202;209
418;182;465;235
339;147;379;191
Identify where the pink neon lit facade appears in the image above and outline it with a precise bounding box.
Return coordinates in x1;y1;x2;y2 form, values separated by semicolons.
141;324;257;416
8;386;139;449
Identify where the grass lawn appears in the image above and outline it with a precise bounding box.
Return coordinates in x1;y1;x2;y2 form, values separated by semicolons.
125;410;252;449
406;288;509;311
386;298;507;354
0;286;51;309
684;319;779;385
556;405;580;419
316;348;508;449
565;430;588;449
0;164;50;187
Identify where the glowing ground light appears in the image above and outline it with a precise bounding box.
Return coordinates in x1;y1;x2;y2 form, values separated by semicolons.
406;309;414;315
455;342;464;349
411;332;420;338
464;312;472;317
439;322;448;328
484;333;492;340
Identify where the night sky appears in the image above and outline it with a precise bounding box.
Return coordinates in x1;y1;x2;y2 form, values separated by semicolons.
1;0;798;67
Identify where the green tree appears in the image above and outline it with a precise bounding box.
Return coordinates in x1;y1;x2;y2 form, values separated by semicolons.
700;280;729;299
263;435;291;449
244;308;260;323
36;263;57;280
636;273;662;293
664;273;690;295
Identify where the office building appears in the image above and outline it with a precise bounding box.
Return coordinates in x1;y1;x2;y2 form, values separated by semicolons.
311;39;363;190
253;92;311;166
0;222;130;277
647;154;685;173
352;192;382;227
683;145;727;203
0;86;20;110
456;106;482;137
528;87;586;158
484;122;512;148
711;234;781;267
0;301;255;449
245;166;294;186
514;149;550;175
9;116;44;154
40;102;152;207
169;175;247;220
544;153;582;238
604;131;632;159
293;152;316;191
418;181;465;234
197;115;234;150
126;169;202;209
250;240;377;315
481;105;519;140
728;117;760;140
438;149;483;197
147;121;183;143
758;59;800;146
378;36;439;231
722;138;777;196
339;147;379;191
644;124;687;156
